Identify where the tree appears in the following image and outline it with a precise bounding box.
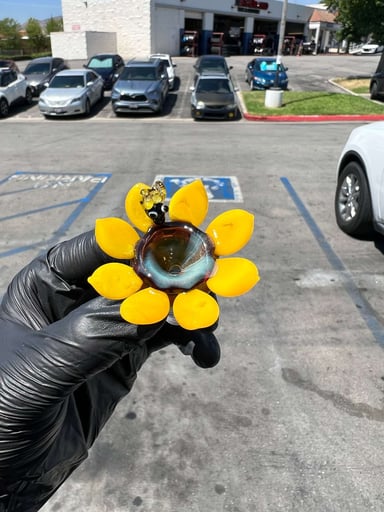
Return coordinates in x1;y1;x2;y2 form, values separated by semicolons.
46;17;63;34
25;17;47;52
324;0;384;44
0;18;22;52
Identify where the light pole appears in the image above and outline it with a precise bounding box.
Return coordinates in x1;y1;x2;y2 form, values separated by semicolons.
265;0;288;108
274;0;288;87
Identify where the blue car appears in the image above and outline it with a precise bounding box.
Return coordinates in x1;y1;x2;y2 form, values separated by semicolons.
245;57;289;91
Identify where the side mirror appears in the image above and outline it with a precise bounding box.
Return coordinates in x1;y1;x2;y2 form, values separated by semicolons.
86;81;94;86
234;86;239;92
229;65;233;69
285;67;289;71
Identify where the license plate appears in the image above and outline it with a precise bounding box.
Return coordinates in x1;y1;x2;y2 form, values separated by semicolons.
54;108;64;114
128;105;138;109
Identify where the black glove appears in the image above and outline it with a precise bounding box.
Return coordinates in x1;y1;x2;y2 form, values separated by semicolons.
0;230;220;512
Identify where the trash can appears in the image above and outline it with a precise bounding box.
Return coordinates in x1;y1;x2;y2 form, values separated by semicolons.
264;88;283;108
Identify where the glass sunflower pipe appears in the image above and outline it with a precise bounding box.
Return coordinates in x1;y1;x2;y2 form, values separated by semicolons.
88;179;259;330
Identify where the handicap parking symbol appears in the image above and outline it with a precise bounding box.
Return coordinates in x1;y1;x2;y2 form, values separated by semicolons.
154;175;243;202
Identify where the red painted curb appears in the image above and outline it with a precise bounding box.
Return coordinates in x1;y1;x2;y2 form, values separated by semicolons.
243;113;384;122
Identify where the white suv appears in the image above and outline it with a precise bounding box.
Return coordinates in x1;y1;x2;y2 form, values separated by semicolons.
0;68;33;117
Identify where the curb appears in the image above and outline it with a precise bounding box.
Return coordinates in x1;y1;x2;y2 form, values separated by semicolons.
242;112;384;122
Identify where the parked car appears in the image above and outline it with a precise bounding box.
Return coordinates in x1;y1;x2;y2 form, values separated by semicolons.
84;53;125;90
38;69;104;118
190;73;238;120
0;59;20;73
334;121;384;237
245;57;289;90
111;58;169;115
360;43;383;55
302;40;316;55
23;57;68;96
370;52;384;100
149;53;177;90
0;68;33;117
193;55;233;78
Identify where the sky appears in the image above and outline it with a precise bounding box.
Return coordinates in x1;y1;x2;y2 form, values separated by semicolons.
0;0;62;24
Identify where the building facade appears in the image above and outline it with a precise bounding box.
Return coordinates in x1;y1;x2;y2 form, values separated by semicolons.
51;0;322;60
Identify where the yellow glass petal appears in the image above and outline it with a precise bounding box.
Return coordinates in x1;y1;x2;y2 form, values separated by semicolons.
207;257;259;297
173;289;220;330
95;217;140;259
168;179;208;227
206;209;254;256
125;182;154;232
88;262;143;300
120;287;170;324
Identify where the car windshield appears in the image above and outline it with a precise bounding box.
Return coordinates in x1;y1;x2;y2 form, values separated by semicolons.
49;75;85;88
199;60;227;73
197;78;231;93
256;61;281;72
88;57;113;68
120;67;156;80
25;62;50;74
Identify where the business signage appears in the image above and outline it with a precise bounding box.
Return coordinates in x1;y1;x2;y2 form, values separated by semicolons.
236;0;269;10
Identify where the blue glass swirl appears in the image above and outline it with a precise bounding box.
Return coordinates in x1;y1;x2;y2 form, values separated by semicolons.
133;222;216;292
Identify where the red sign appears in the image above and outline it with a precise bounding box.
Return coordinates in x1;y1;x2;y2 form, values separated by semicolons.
236;0;269;10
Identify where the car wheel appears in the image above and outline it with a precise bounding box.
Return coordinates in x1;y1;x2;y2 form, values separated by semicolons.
25;87;33;105
249;80;254;91
85;99;91;116
99;88;104;101
335;161;373;236
370;81;379;100
244;72;248;83
0;98;9;117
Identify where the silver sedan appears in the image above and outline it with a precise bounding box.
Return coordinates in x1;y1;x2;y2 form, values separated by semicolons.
38;69;104;117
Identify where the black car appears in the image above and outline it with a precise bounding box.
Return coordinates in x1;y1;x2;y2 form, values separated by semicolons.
23;57;67;96
190;73;238;120
193;55;233;78
85;53;125;90
370;52;384;100
0;59;20;73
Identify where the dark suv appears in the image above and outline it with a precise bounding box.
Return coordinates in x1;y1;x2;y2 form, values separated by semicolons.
23;57;67;96
370;53;384;100
111;58;169;115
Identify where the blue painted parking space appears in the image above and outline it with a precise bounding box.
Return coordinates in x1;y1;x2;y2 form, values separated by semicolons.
154;175;243;202
0;171;111;258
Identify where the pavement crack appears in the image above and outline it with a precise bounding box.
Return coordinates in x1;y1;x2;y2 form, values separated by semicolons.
282;367;384;422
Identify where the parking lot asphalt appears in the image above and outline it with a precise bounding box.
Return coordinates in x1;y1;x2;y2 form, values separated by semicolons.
3;54;384;512
7;53;384;123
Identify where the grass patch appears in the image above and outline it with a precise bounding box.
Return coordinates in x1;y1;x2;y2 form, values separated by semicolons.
332;78;370;94
242;91;384;116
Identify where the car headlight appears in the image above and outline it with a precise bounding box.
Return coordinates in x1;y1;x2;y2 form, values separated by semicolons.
196;100;205;109
111;89;120;99
39;97;47;105
147;90;160;100
70;95;84;105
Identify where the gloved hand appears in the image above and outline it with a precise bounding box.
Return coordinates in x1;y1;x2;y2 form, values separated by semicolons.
0;230;220;512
